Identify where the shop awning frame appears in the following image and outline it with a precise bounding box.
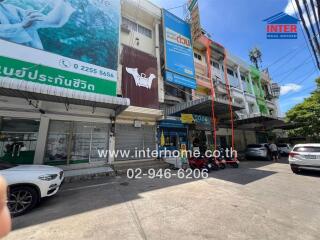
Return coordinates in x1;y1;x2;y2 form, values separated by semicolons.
0;78;130;115
165;95;244;117
235;114;286;130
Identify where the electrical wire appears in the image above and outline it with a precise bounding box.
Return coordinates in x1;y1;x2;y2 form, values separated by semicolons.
280;69;317;99
293;0;320;70
271;54;312;78
310;0;320;36
264;41;306;69
275;57;314;84
303;0;320;55
166;4;186;11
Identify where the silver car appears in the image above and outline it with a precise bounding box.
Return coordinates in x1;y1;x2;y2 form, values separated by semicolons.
277;143;292;156
289;144;320;173
245;144;271;160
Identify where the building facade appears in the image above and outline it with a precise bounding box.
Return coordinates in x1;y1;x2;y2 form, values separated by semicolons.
0;0;281;168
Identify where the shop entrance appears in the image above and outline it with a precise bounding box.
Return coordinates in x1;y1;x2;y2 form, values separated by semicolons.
45;121;110;165
0;118;40;164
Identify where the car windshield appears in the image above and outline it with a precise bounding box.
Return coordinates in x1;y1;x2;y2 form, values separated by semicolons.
0;161;17;170
293;147;320;153
247;144;263;148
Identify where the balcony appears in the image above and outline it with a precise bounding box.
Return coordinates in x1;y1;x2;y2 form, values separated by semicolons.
266;100;276;109
195;62;207;76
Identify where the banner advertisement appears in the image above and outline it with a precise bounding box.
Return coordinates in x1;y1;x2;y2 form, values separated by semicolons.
162;9;196;89
0;0;120;96
121;45;159;109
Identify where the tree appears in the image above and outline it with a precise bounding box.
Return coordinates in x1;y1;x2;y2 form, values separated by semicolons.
249;47;262;69
286;77;320;139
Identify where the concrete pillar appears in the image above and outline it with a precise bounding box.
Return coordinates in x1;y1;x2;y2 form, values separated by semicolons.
155;21;164;103
34;116;49;165
248;72;259;114
248;72;255;95
108;134;115;164
237;66;250;116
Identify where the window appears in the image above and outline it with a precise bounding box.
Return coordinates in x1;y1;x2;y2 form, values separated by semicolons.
138;25;152;38
45;121;109;165
194;52;202;61
165;84;185;99
211;61;220;69
240;75;246;81
122;17;137;31
122;17;152;38
227;68;234;76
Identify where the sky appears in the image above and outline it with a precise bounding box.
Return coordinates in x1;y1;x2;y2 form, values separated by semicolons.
150;0;320;116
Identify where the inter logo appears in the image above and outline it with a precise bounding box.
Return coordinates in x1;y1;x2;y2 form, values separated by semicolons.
263;12;299;39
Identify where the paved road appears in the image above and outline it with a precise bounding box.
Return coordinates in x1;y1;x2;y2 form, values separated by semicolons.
4;159;320;240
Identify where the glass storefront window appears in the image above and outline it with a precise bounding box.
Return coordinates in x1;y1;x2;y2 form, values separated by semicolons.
0;118;40;164
45;121;109;165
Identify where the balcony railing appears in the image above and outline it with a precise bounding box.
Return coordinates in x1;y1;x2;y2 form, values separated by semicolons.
195;62;207;76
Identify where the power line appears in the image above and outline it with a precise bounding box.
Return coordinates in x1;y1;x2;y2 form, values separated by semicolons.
294;0;320;69
167;4;186;11
280;69;317;98
271;53;311;77
264;41;305;69
310;0;320;36
303;0;320;55
276;57;314;84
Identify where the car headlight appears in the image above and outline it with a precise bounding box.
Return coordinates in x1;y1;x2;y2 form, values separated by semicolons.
39;174;58;181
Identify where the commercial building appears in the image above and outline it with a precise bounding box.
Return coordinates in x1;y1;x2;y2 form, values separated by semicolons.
0;0;129;169
0;0;281;169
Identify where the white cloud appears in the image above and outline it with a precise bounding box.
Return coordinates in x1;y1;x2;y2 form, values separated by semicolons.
284;0;318;27
280;83;302;95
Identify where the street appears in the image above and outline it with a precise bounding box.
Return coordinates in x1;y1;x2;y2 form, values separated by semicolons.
5;159;320;240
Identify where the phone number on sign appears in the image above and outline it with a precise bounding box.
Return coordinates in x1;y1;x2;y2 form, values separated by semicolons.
126;168;209;179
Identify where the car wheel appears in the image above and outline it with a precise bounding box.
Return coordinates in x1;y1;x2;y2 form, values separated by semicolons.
7;186;39;217
291;165;300;174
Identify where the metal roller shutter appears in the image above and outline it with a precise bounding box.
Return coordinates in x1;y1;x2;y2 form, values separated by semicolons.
115;124;156;161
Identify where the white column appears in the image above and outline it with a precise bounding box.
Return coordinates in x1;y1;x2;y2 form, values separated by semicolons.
108;134;115;164
237;66;249;115
248;72;255;95
34;116;50;165
155;21;164;103
248;72;259;114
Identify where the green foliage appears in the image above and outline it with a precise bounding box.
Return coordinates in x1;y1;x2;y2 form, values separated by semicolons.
286;77;320;138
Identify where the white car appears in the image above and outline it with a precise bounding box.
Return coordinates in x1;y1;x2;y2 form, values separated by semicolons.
289;144;320;173
0;162;64;217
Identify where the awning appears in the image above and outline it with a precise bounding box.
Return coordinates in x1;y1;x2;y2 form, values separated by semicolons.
0;78;130;115
235;114;286;130
165;96;244;117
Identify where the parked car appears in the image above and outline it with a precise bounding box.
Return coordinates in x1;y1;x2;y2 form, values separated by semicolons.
0;162;64;217
289;144;320;174
245;144;271;160
277;143;292;156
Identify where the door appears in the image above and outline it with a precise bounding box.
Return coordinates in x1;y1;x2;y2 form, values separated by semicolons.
115;124;156;161
0;118;40;164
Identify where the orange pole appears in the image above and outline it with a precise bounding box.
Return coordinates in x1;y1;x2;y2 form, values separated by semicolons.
204;39;217;161
223;51;236;161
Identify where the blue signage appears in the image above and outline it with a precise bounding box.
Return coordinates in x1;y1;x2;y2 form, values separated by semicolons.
162;9;196;89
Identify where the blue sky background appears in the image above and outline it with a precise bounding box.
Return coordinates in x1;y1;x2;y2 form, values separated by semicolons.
150;0;320;116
